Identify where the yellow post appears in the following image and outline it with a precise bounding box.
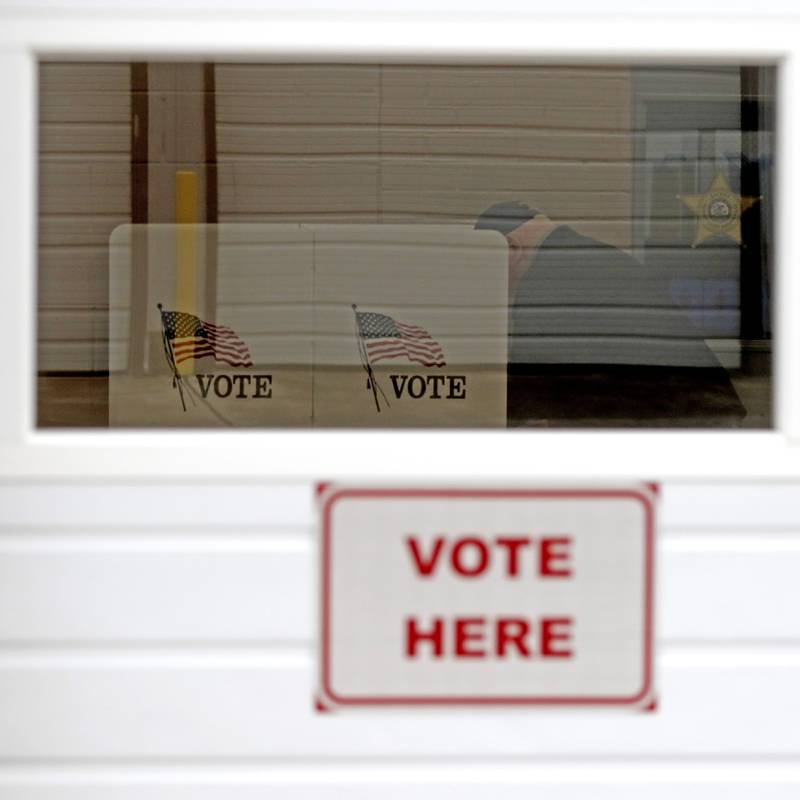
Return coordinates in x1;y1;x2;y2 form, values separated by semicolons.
175;170;198;374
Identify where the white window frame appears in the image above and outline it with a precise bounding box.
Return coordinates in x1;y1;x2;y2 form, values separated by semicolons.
1;10;799;481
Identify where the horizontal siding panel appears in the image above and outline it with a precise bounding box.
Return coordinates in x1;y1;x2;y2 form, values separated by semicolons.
38;308;109;341
39;123;129;154
0;660;798;757
376;153;732;170
661;539;800;641
38;92;129;124
215;65;378;128
380;66;630;127
215;283;313;307
201;309;312;337
39;63;132;95
37;248;108;307
384;66;635;82
218;124;378;156
0;542;312;643
380;101;627;129
380;190;632;218
379;128;691;161
0;484;313;528
381;158;630;193
216;125;682;160
544;105;631;130
219;212;379;224
1;483;798;530
215;304;313;331
37;342;108;373
215;112;749;160
215;65;379;96
218;161;377;214
2;774;799;799
217;93;378;126
381;66;630;93
39;215;129;248
662;484;800;528
0;535;796;644
38;162;129;215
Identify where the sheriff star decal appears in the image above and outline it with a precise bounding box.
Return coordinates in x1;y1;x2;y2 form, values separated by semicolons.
679;170;760;247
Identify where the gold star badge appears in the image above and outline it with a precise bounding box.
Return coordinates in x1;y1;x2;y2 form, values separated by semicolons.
679;171;760;247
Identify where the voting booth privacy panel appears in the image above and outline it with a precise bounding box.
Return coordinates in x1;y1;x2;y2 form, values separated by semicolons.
109;224;507;427
109;224;315;427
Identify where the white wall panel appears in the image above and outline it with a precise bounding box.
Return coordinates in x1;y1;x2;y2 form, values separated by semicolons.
3;780;800;800
0;657;799;758
660;536;800;641
2;761;800;799
0;540;313;643
0;484;313;528
3;482;800;529
1;480;798;789
661;484;800;528
0;534;797;644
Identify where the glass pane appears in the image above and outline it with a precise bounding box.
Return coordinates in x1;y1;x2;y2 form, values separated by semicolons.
36;62;774;428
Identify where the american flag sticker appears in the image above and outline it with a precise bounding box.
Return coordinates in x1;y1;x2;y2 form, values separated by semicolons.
355;310;446;368
160;308;253;368
352;306;446;413
158;304;254;413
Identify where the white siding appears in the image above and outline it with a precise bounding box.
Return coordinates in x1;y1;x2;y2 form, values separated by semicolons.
0;481;797;795
38;63;131;372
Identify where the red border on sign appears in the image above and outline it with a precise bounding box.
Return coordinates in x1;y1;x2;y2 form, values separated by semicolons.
320;487;655;708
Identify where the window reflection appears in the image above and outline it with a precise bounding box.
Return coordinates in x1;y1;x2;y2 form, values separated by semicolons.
37;63;773;428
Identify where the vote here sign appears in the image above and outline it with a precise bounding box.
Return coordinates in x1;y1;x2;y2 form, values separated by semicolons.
317;485;656;710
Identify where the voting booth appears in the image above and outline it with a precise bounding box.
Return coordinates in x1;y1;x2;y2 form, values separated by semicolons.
109;224;509;427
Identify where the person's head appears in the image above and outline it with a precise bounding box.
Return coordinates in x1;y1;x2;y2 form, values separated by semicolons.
474;200;545;273
474;200;539;237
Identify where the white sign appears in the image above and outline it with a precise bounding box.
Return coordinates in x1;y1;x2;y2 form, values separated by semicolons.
318;485;656;710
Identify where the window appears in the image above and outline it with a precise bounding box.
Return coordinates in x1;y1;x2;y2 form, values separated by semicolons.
36;62;775;428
